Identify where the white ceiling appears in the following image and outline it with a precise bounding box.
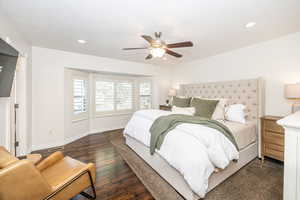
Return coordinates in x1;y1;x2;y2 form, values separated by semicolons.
0;0;299;65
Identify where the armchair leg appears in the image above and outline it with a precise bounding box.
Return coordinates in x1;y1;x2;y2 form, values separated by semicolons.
79;170;96;200
80;191;96;200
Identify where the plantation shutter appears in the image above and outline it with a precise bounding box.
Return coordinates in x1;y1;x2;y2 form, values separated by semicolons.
95;81;115;112
116;82;133;110
139;82;152;109
73;79;88;114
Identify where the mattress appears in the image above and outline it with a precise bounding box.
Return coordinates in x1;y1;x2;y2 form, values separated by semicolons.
220;121;257;150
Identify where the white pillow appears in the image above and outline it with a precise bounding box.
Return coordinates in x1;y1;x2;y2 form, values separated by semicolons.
225;104;247;124
194;97;228;120
213;99;228;120
171;106;195;116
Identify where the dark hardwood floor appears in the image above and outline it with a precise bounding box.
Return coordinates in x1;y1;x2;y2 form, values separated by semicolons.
34;130;154;200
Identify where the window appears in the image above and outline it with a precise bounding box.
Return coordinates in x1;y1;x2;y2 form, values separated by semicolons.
73;78;88;118
139;82;152;109
95;81;114;112
70;71;154;120
94;78;133;114
116;82;133;110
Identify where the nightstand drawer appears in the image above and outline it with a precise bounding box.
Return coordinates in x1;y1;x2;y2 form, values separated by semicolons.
264;131;284;146
159;105;172;111
264;147;284;161
261;116;284;162
264;120;284;133
264;143;284;152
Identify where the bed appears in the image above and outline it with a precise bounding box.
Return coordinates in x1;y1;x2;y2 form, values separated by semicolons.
124;78;264;200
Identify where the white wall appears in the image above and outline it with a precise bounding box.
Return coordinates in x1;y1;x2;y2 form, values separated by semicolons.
171;32;300;117
0;12;32;155
31;47;171;150
0;98;11;150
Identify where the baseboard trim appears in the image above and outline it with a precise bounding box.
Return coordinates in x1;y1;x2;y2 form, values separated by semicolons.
31;140;65;152
31;127;125;152
90;126;125;135
31;132;90;152
64;132;89;145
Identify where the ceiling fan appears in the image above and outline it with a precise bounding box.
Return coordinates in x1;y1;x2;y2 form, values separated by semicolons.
122;32;193;60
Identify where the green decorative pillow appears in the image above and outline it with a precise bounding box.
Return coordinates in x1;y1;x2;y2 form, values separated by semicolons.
172;97;191;107
191;98;219;118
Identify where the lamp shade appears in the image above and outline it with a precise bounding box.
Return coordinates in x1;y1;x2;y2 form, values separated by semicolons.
168;89;177;96
285;83;300;99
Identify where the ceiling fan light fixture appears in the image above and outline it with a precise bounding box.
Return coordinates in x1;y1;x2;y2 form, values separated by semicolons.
123;32;192;59
150;47;165;58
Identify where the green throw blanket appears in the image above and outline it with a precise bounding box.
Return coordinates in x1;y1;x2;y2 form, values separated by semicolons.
149;114;238;155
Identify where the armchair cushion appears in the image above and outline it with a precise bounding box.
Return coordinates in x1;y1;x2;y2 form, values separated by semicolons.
0;160;52;200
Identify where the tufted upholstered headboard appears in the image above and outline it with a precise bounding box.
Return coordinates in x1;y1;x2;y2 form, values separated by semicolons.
179;78;265;125
179;78;265;157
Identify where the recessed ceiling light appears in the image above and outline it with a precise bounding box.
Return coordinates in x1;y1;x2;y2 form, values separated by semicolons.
77;39;86;44
245;22;256;28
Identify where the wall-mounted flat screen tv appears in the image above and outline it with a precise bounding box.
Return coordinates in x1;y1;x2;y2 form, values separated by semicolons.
0;38;19;97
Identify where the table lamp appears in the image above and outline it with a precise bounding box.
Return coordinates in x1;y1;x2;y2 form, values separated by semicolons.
167;89;177;105
285;83;300;113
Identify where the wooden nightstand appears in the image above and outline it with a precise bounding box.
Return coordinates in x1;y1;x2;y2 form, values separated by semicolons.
261;116;284;162
159;105;172;111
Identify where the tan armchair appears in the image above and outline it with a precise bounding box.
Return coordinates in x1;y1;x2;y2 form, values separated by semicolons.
0;147;96;200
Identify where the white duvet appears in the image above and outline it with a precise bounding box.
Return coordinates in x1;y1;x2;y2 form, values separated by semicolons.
124;110;239;198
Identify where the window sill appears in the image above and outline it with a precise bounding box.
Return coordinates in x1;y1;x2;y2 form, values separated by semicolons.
94;112;134;118
72;117;89;123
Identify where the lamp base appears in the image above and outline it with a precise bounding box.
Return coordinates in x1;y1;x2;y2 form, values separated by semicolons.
166;99;169;106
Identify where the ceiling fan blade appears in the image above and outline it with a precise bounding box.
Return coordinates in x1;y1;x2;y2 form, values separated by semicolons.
166;41;193;48
165;49;182;58
145;54;153;60
141;35;155;44
122;47;148;50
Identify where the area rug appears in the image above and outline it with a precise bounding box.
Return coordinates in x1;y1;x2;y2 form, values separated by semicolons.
111;138;283;200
